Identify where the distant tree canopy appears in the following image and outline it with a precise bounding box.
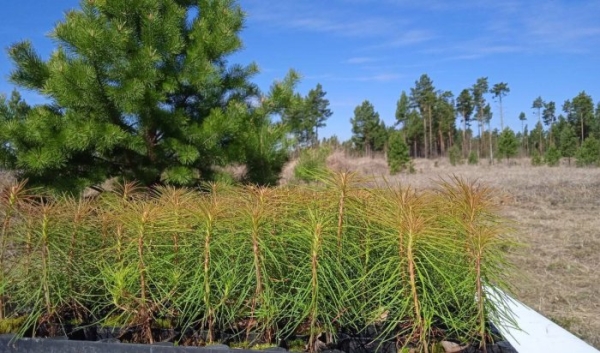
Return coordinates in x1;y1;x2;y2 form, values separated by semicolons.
350;100;387;155
282;83;332;148
0;0;301;192
389;76;600;166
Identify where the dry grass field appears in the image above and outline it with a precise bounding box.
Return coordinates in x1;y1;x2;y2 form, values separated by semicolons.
321;151;600;349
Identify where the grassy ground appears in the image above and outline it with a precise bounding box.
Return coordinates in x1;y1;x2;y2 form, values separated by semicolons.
319;151;600;348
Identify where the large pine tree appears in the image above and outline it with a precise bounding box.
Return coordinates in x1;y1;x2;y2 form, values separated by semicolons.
0;0;296;191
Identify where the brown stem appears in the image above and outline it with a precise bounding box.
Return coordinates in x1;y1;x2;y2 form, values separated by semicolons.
248;209;263;340
407;230;427;353
255;189;268;295
0;185;21;320
246;187;275;341
116;224;123;262
336;179;346;254
67;226;78;295
203;184;221;343
461;186;487;352
251;217;263;296
360;205;370;317
41;208;52;317
172;193;182;265
138;230;146;305
67;205;86;294
101;214;109;250
396;193;407;283
138;209;151;343
67;226;77;268
203;214;214;343
476;253;487;353
308;222;322;353
173;233;179;266
0;208;14;320
25;217;33;277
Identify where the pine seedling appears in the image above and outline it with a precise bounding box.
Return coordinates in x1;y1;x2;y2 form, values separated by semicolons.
53;195;99;324
153;186;196;266
284;196;354;353
177;182;238;344
100;190;177;343
15;197;72;337
0;181;30;320
367;186;433;351
233;185;288;343
198;189;220;343
437;177;516;351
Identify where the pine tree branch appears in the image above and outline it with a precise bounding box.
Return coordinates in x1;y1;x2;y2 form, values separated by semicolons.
90;62;135;134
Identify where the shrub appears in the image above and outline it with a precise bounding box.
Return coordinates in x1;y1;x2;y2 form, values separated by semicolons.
559;125;578;166
213;170;238;185
387;131;411;174
531;150;543;166
448;145;462;166
576;136;600;167
468;151;478;165
544;146;561;167
497;128;519;161
408;161;416;174
294;147;331;182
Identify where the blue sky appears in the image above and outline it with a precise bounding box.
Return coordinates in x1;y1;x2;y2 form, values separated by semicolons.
1;0;600;141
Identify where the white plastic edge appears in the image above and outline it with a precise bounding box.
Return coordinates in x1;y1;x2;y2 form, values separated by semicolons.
488;288;599;353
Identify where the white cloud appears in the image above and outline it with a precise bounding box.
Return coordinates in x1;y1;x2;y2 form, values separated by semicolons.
287;17;397;38
521;2;600;51
343;57;379;64
243;1;400;38
303;73;335;80
301;72;403;82
384;30;435;48
335;73;404;82
356;73;403;82
242;0;600;60
356;30;435;53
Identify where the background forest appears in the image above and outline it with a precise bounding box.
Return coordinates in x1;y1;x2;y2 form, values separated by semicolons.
0;1;598;193
339;75;600;171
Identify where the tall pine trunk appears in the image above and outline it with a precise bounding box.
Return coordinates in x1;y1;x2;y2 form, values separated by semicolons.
438;129;445;156
581;113;584;145
488;122;493;164
462;117;467;158
428;106;433;158
423;113;428;158
499;96;504;130
479;119;484;159
538;108;543;154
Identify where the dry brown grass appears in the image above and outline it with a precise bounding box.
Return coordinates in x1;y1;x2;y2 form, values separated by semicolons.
301;152;600;348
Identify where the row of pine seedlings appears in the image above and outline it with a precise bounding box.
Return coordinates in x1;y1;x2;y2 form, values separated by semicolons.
0;173;516;353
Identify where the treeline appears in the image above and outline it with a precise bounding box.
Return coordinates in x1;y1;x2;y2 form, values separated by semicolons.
338;74;600;167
